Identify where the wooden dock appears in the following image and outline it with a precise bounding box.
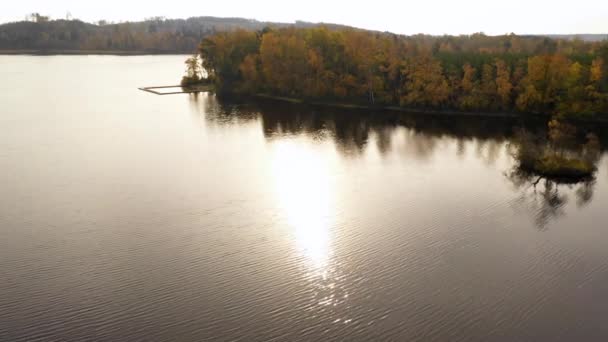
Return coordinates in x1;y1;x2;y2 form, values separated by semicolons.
138;85;212;95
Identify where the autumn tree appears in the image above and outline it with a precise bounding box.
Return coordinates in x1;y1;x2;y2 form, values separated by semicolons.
516;55;572;114
495;59;512;110
401;56;450;108
199;29;260;92
459;63;480;110
480;63;497;109
181;54;202;86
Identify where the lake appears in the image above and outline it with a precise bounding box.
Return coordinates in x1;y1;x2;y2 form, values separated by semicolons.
2;55;608;341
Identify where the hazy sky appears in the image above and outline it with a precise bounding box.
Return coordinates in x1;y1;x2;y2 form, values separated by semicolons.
2;0;607;35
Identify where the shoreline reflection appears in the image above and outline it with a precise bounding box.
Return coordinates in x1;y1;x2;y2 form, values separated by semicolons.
506;170;597;229
188;94;608;231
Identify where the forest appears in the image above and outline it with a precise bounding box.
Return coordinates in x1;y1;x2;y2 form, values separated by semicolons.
199;27;608;119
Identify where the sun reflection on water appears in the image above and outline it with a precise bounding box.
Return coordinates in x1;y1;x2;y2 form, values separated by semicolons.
271;139;353;325
271;140;333;272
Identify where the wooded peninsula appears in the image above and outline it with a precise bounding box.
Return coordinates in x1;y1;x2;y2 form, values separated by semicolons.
197;27;608;120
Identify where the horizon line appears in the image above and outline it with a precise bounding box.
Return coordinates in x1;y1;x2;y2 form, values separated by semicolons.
1;15;607;37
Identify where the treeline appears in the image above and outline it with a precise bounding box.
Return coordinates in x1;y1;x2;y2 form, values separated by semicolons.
0;16;326;53
200;27;608;118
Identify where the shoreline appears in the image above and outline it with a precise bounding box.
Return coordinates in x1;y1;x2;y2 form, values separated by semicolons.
252;93;608;124
254;93;528;120
0;49;189;56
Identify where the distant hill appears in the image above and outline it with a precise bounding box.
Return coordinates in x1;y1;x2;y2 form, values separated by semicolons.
0;17;283;53
0;16;356;54
542;34;608;42
0;16;605;54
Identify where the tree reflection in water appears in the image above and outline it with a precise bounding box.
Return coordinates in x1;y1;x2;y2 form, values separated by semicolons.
188;94;605;230
189;94;516;158
506;169;597;230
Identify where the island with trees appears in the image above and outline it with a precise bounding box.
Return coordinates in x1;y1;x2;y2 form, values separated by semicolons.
510;120;600;180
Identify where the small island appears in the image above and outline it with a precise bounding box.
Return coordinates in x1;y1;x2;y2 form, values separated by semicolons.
511;120;600;181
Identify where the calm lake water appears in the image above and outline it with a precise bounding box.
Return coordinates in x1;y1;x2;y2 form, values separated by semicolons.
2;55;608;341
